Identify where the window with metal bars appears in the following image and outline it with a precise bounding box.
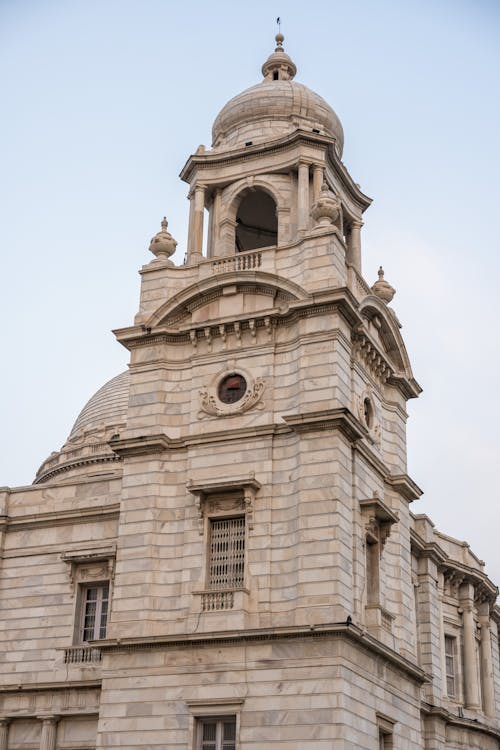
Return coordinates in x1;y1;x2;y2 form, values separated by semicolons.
208;517;245;590
198;717;236;750
78;583;109;642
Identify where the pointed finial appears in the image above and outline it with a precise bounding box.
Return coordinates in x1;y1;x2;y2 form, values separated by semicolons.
371;265;396;304
149;216;177;263
262;22;296;81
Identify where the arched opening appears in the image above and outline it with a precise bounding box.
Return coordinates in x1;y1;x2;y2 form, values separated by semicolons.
235;190;277;252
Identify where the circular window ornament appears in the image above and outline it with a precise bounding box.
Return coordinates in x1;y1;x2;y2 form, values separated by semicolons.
218;373;247;404
198;367;265;419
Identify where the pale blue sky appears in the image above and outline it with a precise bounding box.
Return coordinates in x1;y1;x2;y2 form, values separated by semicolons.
1;0;499;580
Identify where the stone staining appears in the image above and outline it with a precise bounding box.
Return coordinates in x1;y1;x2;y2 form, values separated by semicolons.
1;33;500;750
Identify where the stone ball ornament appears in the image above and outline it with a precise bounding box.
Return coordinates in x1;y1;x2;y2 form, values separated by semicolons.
371;266;396;304
149;217;177;263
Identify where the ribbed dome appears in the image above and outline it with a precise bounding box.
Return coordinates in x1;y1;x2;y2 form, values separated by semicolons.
212;80;344;154
34;371;130;484
211;36;344;154
70;371;130;438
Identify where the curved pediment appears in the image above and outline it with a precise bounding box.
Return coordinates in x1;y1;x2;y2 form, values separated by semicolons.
146;272;309;329
359;295;414;378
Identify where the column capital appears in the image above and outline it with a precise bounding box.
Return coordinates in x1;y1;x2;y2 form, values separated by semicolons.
0;718;10;727
36;715;60;725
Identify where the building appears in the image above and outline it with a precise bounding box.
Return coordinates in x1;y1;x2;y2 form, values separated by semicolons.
1;34;499;750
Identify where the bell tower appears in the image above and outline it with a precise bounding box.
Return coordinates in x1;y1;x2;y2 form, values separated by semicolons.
110;35;421;653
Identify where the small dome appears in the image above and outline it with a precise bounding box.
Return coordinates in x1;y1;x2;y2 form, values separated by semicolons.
34;371;130;484
70;371;130;438
212;36;344;154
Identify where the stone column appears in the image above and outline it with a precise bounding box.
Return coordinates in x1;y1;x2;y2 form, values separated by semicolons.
297;162;310;235
459;582;481;708
209;188;222;258
38;716;59;750
187;184;205;263
312;164;323;202
0;718;10;750
192;184;205;261
478;602;496;717
349;220;363;273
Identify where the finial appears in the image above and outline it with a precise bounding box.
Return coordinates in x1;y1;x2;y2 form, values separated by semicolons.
371;265;396;304
149;216;177;264
275;19;284;51
262;22;296;81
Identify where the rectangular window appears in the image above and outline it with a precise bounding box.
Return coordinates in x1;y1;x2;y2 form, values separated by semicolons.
198;717;236;750
79;583;109;642
445;634;456;698
208;517;245;590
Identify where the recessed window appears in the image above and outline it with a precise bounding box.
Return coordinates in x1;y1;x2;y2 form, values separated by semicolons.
363;397;373;428
79;583;109;642
208;516;245;590
198;717;236;750
445;634;457;698
218;374;247;404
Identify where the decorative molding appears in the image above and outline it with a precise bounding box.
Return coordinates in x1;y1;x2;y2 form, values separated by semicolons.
283;407;365;442
61;546;116;595
360;493;399;549
186;474;261;533
198;372;265;419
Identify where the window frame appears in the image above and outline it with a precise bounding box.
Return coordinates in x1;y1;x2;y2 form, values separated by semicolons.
196;716;237;750
76;580;110;644
444;633;457;698
207;514;246;591
186;699;243;750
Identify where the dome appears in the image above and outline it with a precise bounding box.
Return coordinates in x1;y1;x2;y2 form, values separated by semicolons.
34;371;130;484
69;371;130;438
212;36;344;154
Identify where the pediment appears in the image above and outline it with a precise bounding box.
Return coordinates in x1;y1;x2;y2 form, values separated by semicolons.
146;273;308;330
359;296;414;377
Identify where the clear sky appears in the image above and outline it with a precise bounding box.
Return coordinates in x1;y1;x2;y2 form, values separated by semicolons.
1;0;499;582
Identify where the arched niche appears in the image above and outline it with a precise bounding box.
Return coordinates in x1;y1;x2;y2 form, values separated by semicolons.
235;190;277;252
217;178;286;257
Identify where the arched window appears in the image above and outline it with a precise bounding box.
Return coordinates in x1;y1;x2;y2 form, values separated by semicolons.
235;190;277;252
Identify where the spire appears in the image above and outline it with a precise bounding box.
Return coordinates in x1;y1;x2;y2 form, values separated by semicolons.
261;32;297;81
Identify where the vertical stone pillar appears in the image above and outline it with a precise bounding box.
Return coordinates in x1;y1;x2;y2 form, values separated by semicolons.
0;718;10;750
459;582;481;708
209;188;222;258
297;162;310;235
312;164;323;202
187;184;205;263
349;220;363;273
38;716;59;750
478;602;496;717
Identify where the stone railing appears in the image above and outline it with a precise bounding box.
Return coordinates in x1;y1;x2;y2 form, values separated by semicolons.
212;251;262;274
201;590;235;611
63;646;102;664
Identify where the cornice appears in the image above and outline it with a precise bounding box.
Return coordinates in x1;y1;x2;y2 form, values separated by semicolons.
385;474;423;502
115;290;363;352
420;703;500;741
283;407;365;442
411;528;498;602
2;504;120;532
96;621;427;683
34;453;121;485
0;680;101;694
